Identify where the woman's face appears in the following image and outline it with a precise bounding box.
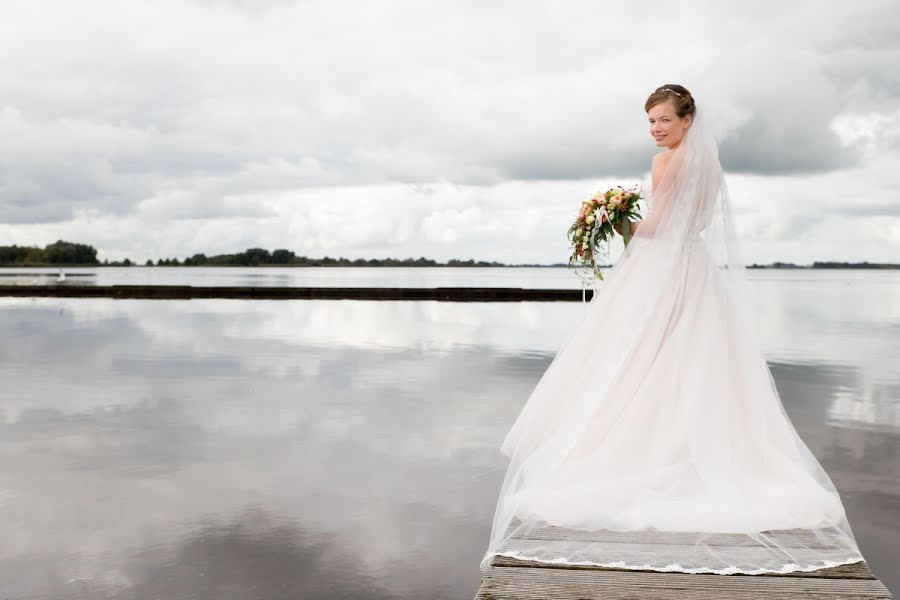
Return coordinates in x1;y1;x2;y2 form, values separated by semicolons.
647;100;691;149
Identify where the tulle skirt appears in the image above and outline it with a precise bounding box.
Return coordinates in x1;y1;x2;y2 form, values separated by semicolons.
482;237;865;574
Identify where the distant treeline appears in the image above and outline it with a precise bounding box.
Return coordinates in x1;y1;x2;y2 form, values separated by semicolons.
748;261;900;269
811;261;900;269
170;249;507;267
0;241;509;267
0;241;100;266
3;241;896;269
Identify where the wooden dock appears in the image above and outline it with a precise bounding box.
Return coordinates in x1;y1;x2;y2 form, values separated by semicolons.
476;521;892;599
0;284;593;302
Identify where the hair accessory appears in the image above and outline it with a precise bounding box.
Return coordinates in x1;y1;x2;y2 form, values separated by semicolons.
660;87;685;100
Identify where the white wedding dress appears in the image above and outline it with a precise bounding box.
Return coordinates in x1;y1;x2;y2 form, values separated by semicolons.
481;110;866;575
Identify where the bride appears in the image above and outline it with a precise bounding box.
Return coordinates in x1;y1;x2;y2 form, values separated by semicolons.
480;84;866;575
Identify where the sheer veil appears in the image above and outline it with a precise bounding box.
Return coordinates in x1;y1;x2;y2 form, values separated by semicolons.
481;108;865;574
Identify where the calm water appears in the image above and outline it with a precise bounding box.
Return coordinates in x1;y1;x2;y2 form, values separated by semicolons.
0;266;584;289
0;270;898;598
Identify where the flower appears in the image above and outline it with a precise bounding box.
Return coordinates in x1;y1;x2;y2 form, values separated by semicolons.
569;184;643;280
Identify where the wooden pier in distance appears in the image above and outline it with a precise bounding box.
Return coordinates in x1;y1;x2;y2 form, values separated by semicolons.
0;284;593;302
476;520;892;599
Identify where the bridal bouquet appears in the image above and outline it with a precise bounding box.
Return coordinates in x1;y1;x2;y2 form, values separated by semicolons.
567;185;643;281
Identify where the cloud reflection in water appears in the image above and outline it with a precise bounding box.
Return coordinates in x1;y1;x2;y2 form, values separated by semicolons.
0;287;897;597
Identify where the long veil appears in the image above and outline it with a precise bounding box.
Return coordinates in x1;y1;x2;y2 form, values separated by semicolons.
480;109;865;574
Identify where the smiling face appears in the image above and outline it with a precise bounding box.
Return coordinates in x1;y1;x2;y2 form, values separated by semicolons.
647;100;692;150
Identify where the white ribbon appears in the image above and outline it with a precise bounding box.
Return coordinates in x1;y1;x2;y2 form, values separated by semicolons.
577;206;612;302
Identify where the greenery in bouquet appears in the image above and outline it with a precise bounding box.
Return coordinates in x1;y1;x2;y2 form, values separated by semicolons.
567;185;643;281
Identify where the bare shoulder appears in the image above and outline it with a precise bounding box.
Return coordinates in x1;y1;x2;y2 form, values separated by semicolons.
651;149;675;191
652;149;675;168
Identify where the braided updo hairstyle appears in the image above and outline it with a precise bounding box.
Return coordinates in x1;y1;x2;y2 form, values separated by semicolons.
645;84;696;119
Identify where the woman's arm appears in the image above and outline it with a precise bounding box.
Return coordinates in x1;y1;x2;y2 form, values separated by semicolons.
616;151;673;236
650;150;672;192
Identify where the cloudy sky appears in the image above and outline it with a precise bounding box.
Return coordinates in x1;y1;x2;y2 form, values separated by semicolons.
0;0;898;265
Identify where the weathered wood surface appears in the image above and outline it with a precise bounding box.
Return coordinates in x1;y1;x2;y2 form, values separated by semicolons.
476;564;893;599
476;522;893;599
0;284;592;302
488;554;877;579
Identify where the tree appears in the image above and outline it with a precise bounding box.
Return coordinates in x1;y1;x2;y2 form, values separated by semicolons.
0;245;37;264
184;253;208;266
244;247;272;266
271;248;295;264
44;240;98;264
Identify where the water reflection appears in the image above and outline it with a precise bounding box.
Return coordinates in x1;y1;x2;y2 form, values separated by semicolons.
119;508;396;599
0;286;897;597
0;265;588;289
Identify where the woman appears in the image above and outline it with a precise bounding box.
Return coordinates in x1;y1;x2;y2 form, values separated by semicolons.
480;85;866;574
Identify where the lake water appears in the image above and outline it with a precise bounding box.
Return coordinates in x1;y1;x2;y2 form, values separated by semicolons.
0;266;585;289
0;269;897;598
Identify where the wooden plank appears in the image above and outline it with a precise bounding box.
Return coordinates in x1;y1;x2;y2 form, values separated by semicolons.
0;284;591;302
475;565;893;600
479;520;892;598
490;554;875;580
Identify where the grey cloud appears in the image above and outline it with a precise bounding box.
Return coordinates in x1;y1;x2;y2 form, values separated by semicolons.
824;50;900;98
854;200;900;218
497;144;650;182
0;0;898;261
720;113;860;175
799;2;900;53
0;163;136;224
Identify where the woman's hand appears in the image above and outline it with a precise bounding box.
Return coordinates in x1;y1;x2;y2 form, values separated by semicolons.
614;220;637;236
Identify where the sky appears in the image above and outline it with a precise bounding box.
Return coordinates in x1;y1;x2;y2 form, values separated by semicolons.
0;0;898;265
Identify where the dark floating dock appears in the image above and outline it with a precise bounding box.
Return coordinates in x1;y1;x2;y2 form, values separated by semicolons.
0;284;593;302
477;520;892;599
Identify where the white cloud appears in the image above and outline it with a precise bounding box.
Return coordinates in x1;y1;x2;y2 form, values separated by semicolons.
0;0;898;263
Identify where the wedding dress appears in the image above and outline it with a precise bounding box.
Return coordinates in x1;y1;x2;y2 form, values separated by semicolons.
480;109;866;575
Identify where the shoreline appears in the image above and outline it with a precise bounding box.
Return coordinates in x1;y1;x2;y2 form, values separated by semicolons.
0;284;593;302
2;263;899;270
